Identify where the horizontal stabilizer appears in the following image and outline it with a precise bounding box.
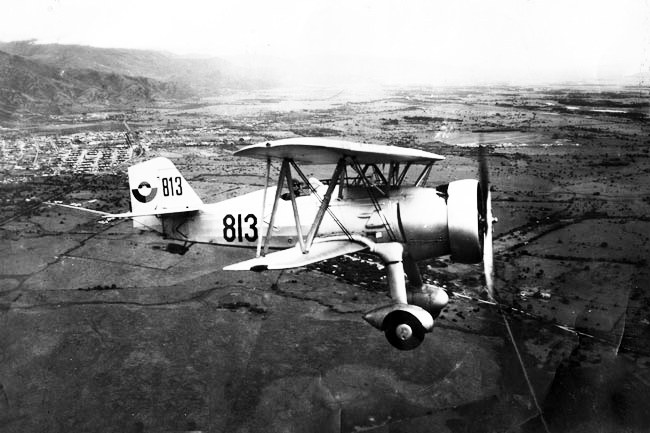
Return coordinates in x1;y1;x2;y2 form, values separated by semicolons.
45;201;201;219
224;238;367;271
106;206;201;218
44;202;113;216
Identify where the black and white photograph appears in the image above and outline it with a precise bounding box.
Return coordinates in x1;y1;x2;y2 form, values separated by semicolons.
1;1;649;432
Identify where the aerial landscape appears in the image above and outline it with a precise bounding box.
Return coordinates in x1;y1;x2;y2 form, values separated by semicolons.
1;1;650;432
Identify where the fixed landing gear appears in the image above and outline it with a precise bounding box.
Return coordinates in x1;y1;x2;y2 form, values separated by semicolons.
364;303;433;351
383;310;425;351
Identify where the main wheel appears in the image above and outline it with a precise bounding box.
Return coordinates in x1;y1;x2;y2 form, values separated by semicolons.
383;310;425;351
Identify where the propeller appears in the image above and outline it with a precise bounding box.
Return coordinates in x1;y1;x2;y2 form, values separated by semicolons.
478;143;496;300
478;140;549;432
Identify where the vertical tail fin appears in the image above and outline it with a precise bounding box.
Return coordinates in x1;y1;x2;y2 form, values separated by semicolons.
127;157;203;229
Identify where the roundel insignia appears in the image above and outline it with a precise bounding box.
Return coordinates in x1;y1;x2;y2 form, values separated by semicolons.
132;181;158;203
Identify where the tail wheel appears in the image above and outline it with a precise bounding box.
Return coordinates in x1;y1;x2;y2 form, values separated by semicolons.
383;310;425;351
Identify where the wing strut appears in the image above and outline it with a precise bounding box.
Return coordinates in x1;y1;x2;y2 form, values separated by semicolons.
283;160;307;254
415;162;433;187
396;162;412;186
262;160;288;255
256;157;271;257
262;158;308;255
289;158;347;252
351;158;398;242
261;157;352;256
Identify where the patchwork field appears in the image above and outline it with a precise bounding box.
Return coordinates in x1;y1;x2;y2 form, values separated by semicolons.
1;85;649;432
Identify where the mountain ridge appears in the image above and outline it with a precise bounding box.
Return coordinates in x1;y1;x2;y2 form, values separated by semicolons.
0;40;273;120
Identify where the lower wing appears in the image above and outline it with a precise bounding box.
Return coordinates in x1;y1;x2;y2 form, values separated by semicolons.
223;237;367;271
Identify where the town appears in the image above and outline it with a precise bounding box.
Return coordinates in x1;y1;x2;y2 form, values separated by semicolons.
0;123;253;175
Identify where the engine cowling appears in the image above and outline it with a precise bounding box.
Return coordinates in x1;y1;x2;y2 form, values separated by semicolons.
446;179;483;263
395;180;484;263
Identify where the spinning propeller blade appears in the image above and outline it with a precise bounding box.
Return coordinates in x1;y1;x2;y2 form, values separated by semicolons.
478;138;549;432
478;143;496;300
483;190;495;299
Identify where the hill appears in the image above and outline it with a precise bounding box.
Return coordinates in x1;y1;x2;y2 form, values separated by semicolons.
0;41;274;120
0;49;194;120
0;41;272;94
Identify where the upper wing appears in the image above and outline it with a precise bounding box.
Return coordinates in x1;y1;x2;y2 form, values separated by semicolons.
223;237;367;271
235;137;445;165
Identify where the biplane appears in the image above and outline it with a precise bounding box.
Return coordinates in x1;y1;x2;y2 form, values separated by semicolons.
53;137;495;350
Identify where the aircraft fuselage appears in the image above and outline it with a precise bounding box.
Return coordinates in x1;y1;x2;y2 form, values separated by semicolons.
159;185;451;260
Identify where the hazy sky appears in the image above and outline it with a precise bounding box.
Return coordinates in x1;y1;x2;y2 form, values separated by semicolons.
1;0;649;85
